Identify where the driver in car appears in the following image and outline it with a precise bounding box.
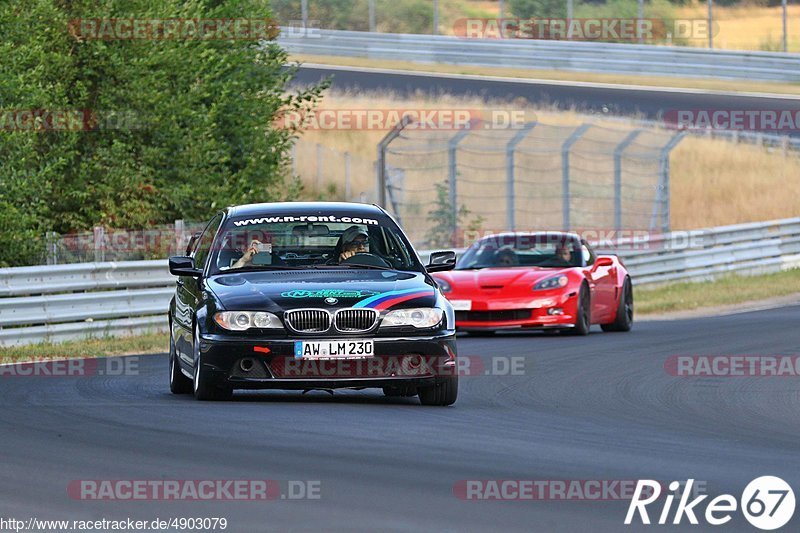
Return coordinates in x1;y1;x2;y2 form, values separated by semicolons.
230;239;264;269
552;244;574;267
337;226;369;263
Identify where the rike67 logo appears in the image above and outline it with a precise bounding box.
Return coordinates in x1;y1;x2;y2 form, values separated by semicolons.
625;477;795;530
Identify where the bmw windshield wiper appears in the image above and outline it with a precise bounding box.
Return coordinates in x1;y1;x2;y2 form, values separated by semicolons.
320;264;397;271
228;265;308;271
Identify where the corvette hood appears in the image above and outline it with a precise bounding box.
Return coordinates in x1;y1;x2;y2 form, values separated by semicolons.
206;269;437;312
436;267;572;291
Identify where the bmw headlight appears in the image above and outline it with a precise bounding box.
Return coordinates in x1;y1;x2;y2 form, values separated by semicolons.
214;311;282;331
381;308;443;329
436;278;452;293
533;275;568;290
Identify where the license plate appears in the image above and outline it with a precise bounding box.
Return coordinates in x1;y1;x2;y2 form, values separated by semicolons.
449;299;472;311
294;340;374;359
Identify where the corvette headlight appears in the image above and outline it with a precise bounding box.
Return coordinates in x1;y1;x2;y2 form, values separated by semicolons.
534;275;568;290
214;311;282;331
381;308;443;328
436;278;452;293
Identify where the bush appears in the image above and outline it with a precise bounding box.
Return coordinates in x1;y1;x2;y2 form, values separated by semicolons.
0;0;327;266
509;0;568;19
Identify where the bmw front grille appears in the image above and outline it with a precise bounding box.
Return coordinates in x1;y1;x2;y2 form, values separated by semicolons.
284;309;331;333
334;309;379;332
283;308;379;334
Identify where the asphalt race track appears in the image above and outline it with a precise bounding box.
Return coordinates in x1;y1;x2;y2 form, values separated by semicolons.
292;65;800;122
2;305;799;532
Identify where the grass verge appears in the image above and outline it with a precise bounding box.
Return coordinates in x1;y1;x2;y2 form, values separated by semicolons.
0;331;168;362
636;268;800;315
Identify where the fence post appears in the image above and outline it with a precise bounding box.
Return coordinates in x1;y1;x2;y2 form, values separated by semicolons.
448;125;473;240
613;130;643;233
505;122;537;231
301;0;308;29
93;226;105;263
561;124;591;231
344;151;352;200
651;131;687;233
174;219;185;256
433;0;439;35
369;0;376;32
782;0;788;52
46;231;58;265
376;115;414;208
315;143;322;190
707;0;713;49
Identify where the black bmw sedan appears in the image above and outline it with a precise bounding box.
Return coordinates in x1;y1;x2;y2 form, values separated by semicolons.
167;202;458;405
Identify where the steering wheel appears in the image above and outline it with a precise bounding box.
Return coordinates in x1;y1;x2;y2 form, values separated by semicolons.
340;252;392;268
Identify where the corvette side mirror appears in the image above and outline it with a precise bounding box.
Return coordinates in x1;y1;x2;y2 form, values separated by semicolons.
592;256;614;270
427;251;457;272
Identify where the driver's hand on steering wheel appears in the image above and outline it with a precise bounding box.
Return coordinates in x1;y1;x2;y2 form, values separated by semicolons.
339;236;369;263
339;249;358;262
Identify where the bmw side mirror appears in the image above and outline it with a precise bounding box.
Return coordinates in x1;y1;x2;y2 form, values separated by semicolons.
169;256;202;277
427;251;457;272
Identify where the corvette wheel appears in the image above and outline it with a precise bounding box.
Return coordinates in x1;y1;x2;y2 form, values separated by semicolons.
570;284;591;336
192;327;232;401
601;277;633;332
169;327;192;394
418;376;458;406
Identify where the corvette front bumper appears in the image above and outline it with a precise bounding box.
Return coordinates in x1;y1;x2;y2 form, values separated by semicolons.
453;290;579;330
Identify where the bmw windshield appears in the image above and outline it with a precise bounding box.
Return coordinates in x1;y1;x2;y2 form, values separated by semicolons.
209;214;423;274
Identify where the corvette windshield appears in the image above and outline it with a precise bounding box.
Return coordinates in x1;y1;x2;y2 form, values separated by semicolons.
457;234;582;269
209;216;420;274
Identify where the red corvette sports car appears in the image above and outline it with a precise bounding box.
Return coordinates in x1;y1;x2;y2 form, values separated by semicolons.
431;232;632;335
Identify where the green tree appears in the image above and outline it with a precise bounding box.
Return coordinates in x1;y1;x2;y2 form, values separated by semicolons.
425;181;484;248
0;0;327;266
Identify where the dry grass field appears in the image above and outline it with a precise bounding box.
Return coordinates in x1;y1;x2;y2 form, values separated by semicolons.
293;91;800;230
675;3;800;52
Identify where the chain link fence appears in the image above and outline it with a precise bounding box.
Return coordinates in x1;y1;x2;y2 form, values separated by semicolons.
292;139;380;203
378;120;685;247
42;221;208;265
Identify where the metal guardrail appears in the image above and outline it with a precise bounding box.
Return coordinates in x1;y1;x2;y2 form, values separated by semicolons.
1;217;799;346
279;29;800;83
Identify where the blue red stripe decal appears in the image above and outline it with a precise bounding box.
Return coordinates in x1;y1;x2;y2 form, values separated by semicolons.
353;288;433;310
